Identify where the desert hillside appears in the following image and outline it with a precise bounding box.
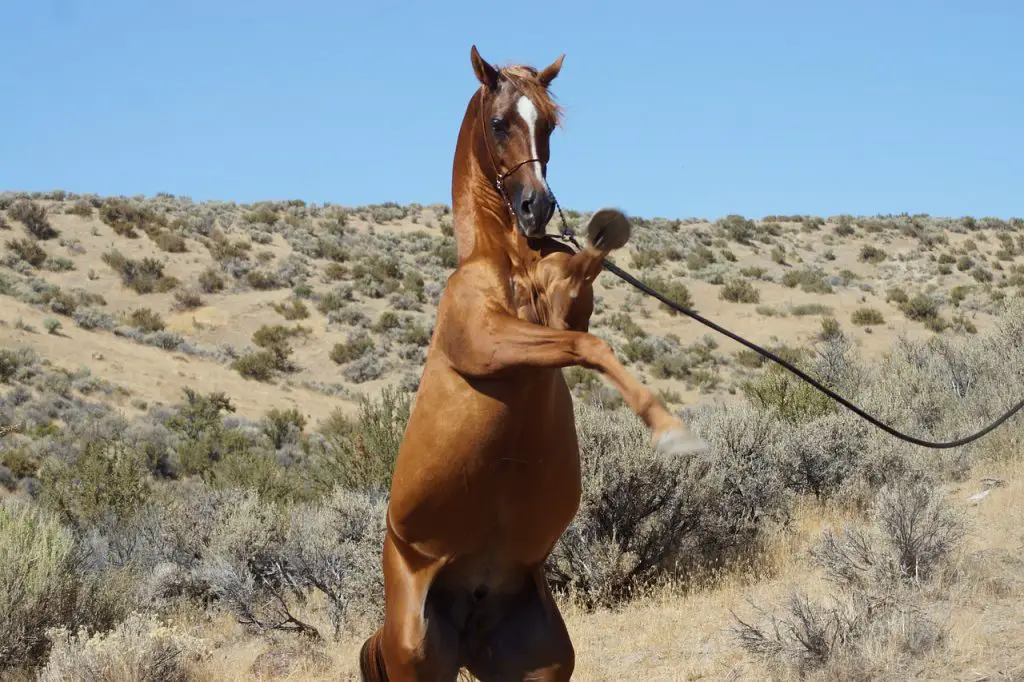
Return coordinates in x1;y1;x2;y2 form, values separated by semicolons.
2;192;1017;422
1;191;1022;681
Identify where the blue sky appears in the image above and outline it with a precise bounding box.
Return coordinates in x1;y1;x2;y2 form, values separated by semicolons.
1;1;1021;220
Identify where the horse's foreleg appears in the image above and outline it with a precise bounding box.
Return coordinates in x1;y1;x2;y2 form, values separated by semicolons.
442;305;681;442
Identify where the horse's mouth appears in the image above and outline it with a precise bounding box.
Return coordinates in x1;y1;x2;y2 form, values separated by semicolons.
517;222;547;240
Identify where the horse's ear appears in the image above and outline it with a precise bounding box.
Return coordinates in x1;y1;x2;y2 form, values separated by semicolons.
538;54;565;87
470;45;499;90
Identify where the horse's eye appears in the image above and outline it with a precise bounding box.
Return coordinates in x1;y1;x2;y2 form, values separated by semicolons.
490;117;508;136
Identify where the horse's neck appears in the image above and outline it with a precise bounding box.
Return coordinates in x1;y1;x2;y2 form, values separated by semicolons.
451;93;521;267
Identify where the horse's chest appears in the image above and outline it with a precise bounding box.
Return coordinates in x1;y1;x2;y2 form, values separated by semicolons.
509;274;546;326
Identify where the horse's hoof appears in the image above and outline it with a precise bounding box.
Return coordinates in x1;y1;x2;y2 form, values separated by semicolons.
585;208;631;251
654;428;710;459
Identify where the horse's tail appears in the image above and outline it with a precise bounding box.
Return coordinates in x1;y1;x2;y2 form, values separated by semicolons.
359;628;389;682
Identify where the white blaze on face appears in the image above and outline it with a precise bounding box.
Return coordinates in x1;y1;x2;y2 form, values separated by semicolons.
516;95;549;190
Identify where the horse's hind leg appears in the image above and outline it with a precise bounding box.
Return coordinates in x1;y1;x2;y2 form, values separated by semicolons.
361;531;461;681
465;569;574;682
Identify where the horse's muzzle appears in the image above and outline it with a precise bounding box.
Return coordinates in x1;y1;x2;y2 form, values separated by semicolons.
512;185;555;237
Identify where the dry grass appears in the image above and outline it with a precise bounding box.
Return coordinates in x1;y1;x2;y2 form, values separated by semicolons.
168;460;1022;681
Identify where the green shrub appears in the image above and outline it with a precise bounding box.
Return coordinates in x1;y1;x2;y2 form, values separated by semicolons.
631;248;664;269
687;246;716;271
9;200;58;239
859;244;887;264
152;230;187;253
735;349;766;368
173;289;204;310
272;299;309;320
324;262;348;280
262;407;308;450
330;331;374;364
252;324;306;351
246;270;282;290
206;235;251;263
720;278;761;304
886;287;909;305
623;338;656;364
316;288;353;315
231;351;280;381
242;325;302;375
547;401;788;608
718;214;755;244
949;285;971;307
781;267;833;294
742;362;835;424
740;266;767;279
819;316;842;341
0;348;32;383
400;322;432;347
789;303;833;317
0;505;77;669
645;276;694;313
374;311;401;332
434;240;457;268
971;266;993;283
312;387;412;492
198;266;225;293
951;313;977;334
243;206;279;225
1;448;40;479
101;250;178;294
403;271;425;300
608;312;647;340
127;308;165;333
65;200;93;217
98;198;166;238
39;438;151;530
6;237;47;267
899;294;939;322
851;307;885;326
834;216;855;236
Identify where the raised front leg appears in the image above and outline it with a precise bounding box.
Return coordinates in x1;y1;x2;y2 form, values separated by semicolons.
436;270;705;455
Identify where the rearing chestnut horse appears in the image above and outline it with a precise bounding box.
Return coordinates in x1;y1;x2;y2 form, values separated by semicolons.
360;46;707;681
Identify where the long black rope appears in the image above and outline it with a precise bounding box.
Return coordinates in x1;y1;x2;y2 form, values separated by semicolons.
483;101;1023;450
549;208;1024;450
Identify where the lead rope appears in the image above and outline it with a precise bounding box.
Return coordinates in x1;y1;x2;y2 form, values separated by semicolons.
477;91;1024;449
544;195;1024;449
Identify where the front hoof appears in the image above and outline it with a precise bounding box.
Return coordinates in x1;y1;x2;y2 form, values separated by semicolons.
585;208;631;251
654;428;710;459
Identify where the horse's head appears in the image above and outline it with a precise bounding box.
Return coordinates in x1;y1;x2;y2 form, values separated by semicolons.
470;45;564;238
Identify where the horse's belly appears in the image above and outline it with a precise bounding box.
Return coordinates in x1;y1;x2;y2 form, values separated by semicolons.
388;368;581;568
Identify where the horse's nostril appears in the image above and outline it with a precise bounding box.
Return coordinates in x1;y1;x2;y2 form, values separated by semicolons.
521;199;533;217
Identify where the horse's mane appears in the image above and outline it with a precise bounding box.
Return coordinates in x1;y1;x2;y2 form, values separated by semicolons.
499;64;563;127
